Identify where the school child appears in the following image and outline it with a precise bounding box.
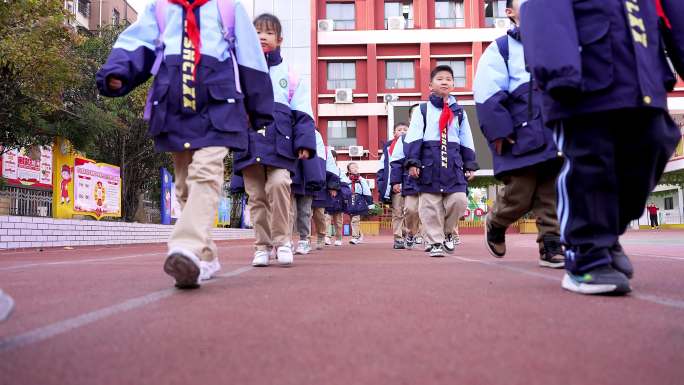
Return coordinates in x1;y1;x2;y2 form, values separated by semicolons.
290;130;326;255
97;0;273;288
312;145;344;250
520;0;684;294
325;152;352;246
394;65;479;257
377;122;409;249
233;13;316;267
473;0;564;269
346;162;374;244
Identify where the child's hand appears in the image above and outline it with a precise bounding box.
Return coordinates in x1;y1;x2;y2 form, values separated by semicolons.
329;189;338;198
107;76;123;91
392;184;402;194
465;170;475;181
409;166;420;178
298;149;311;160
494;137;515;155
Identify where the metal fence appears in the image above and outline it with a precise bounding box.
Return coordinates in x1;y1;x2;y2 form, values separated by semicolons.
2;186;53;217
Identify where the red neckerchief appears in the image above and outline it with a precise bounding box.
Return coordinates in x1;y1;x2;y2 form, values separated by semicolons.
349;174;360;194
169;0;210;79
439;97;454;140
655;0;672;29
388;138;398;156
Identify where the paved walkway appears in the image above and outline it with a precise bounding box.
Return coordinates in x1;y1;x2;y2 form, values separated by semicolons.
1;231;683;385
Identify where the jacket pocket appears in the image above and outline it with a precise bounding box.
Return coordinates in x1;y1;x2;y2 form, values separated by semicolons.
418;158;434;186
510;106;545;156
207;84;247;133
148;83;169;136
275;113;296;160
575;2;614;92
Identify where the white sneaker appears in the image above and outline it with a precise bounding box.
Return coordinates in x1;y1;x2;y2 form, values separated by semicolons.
252;250;270;267
277;244;294;266
334;240;342;246
0;289;15;322
415;236;424;245
350;236;363;245
324;237;332;246
295;240;311;255
199;258;221;281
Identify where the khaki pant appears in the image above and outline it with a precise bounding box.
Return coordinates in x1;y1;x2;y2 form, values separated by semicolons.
290;194;314;241
169;147;228;262
328;212;344;240
243;164;292;251
419;192;467;245
489;162;560;247
404;194;420;237
391;193;406;240
312;207;327;240
351;215;362;238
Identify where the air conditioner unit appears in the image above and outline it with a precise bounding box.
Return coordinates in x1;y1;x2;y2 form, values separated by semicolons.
383;94;399;103
335;88;353;104
318;19;334;32
494;18;510;29
387;16;406;30
348;145;365;157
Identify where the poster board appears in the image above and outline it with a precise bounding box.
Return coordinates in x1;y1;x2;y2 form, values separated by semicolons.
0;146;53;189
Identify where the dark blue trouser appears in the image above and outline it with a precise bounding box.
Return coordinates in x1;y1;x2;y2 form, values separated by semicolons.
555;108;680;274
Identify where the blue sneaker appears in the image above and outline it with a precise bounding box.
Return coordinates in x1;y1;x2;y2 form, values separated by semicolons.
562;265;631;295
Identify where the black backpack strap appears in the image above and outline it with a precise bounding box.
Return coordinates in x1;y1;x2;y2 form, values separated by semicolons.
495;35;510;73
420;103;427;133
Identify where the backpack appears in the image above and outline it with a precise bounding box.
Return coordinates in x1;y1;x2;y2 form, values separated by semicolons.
495;34;510;73
145;0;239;120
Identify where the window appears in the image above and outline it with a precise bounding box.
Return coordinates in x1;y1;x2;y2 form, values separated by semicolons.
484;0;508;27
436;60;467;88
384;0;414;29
664;197;674;210
326;2;355;30
77;0;90;17
328;121;357;148
385;61;415;89
435;0;465;28
327;62;356;89
112;8;120;25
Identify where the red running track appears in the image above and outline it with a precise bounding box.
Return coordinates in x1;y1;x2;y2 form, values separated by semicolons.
0;231;683;385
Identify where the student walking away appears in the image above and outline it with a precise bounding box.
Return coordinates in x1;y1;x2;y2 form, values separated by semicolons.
346;163;374;244
398;65;479;257
521;0;684;294
378;122;409;249
312;145;344;249
647;202;660;229
325;152;352;246
97;0;274;288
474;0;564;269
233;14;317;268
291;130;326;255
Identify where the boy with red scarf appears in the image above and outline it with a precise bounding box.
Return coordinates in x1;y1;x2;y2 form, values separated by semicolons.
346;162;373;244
396;65;479;257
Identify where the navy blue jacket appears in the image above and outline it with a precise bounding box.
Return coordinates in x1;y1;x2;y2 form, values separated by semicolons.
312;145;346;209
377;138;402;203
292;130;326;196
520;0;684;123
345;175;373;216
96;1;274;153
230;175;244;194
388;134;419;197
324;166;352;214
474;28;560;178
233;48;317;174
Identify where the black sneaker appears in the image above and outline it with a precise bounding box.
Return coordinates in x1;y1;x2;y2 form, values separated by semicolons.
443;234;455;253
405;235;415;249
484;215;506;258
561;265;631;295
611;242;634;279
428;243;446;257
393;239;405;249
539;234;565;269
